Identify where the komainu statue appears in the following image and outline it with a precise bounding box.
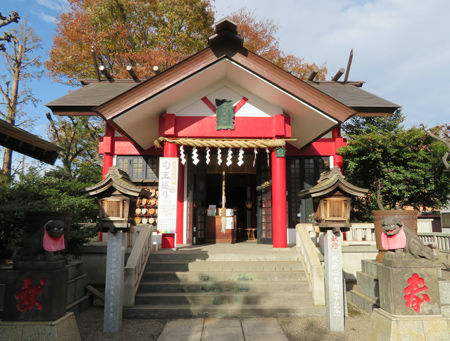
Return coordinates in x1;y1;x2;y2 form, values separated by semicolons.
381;216;433;265
15;220;66;262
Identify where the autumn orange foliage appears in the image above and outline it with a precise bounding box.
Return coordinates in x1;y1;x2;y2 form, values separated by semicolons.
46;1;326;84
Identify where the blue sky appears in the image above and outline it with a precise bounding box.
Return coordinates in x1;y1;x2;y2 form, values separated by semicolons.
1;0;449;144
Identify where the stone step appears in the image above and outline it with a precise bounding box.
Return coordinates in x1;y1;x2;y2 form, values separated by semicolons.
66;273;89;306
349;288;379;313
67;261;85;280
123;304;325;319
355;271;379;300
66;295;92;314
146;260;304;272
135;292;312;306
142;270;307;282
150;251;300;262
137;280;310;293
361;259;379;278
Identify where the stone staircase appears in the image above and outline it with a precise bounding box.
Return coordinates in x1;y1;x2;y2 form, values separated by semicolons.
349;259;380;313
124;246;325;318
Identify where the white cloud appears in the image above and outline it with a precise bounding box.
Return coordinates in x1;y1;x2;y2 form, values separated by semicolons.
35;0;69;12
38;11;57;24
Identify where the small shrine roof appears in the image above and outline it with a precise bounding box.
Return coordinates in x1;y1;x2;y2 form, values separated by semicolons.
85;166;149;197
298;167;368;199
0;118;61;164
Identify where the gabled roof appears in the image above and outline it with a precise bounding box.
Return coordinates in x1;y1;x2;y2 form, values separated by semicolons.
0;118;61;164
85;166;149;197
46;18;401;150
298;167;368;198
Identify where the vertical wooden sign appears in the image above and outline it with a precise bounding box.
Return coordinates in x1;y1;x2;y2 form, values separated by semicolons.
157;157;179;234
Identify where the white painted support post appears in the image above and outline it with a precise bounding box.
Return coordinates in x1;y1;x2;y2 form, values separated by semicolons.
104;231;126;333
324;230;345;331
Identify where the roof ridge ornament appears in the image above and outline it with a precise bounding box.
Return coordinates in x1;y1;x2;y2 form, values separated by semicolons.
208;17;244;48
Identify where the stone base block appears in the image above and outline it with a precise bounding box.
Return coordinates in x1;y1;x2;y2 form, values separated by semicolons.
367;309;449;341
378;264;441;315
0;312;81;341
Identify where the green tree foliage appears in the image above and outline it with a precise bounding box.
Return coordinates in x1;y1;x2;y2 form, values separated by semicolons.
46;113;103;178
0;167;101;261
339;113;449;221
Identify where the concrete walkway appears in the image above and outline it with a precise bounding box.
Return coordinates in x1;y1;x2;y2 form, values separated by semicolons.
157;318;289;341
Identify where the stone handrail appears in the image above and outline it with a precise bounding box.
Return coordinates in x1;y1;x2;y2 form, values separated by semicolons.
296;223;325;306
345;223;375;243
418;233;450;253
124;226;156;306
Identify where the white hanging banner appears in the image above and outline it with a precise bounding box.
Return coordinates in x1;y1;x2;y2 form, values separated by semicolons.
157;157;179;234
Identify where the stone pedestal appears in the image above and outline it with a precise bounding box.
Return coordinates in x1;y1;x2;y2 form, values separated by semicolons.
4;266;68;321
0;312;81;341
367;308;449;341
378;261;441;315
103;231;125;333
324;230;345;331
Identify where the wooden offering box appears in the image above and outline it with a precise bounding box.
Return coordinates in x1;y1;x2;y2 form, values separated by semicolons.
205;215;236;244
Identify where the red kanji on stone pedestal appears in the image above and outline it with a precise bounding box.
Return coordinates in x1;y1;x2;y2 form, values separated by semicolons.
14;276;46;312
404;273;430;312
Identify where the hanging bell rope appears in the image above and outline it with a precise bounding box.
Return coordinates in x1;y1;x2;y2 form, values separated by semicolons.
154;137;295;149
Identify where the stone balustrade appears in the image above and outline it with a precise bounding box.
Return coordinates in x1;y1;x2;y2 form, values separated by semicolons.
418;233;450;253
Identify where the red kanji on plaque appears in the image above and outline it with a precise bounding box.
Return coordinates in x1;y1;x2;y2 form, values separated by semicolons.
404;273;430;312
14;276;46;312
330;234;339;249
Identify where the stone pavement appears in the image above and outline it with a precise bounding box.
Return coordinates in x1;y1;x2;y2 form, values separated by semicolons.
157;317;289;341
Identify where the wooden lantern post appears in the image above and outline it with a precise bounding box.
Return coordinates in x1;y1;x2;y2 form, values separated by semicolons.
299;168;367;332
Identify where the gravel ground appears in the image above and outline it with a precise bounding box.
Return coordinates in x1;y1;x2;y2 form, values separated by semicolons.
76;303;370;341
278;303;370;341
76;307;166;341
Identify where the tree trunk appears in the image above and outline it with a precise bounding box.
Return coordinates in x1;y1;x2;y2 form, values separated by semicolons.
2;148;12;176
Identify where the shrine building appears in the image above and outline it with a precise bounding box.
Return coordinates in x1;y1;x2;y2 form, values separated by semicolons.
46;19;399;248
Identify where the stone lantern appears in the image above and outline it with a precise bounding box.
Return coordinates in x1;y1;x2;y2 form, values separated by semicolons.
85;166;150;232
299;167;368;332
84;166;150;333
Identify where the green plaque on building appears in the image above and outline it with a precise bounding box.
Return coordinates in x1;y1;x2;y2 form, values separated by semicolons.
275;147;286;158
216;99;234;130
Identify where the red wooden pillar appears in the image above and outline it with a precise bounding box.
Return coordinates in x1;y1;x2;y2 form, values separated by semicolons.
332;126;344;172
271;148;287;248
102;122;115;179
163;142;184;245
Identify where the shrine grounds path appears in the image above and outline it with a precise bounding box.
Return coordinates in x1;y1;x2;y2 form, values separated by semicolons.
75;300;369;341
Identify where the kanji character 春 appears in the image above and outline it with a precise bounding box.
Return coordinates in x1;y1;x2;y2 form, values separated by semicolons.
14;276;46;312
404;273;430;312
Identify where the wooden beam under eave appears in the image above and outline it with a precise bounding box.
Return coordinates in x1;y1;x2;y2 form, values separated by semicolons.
354;112;394;117
51;111;98;116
